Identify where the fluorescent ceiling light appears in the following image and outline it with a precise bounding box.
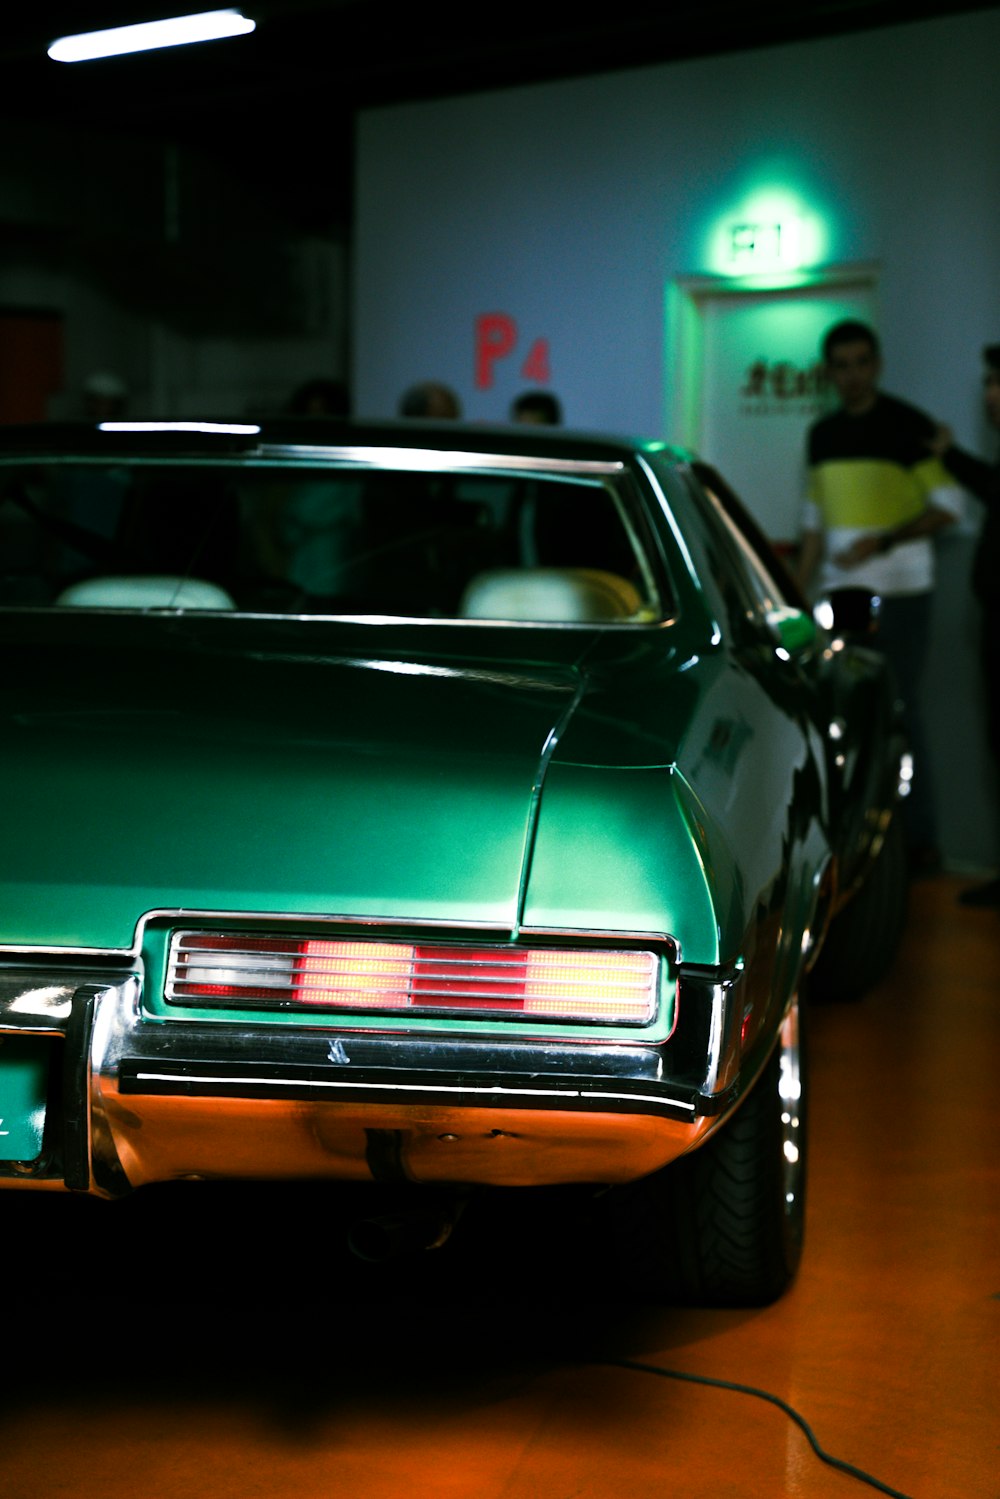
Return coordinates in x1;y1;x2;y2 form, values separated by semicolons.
48;9;255;63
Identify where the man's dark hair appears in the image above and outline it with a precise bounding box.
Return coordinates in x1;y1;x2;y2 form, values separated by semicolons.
983;344;1000;374
822;319;881;363
398;382;462;418
288;377;349;416
511;390;562;425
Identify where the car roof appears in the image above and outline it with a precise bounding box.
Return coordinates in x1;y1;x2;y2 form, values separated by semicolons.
0;417;695;468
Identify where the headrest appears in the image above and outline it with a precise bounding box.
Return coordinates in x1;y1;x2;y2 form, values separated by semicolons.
459;567;644;622
55;576;236;610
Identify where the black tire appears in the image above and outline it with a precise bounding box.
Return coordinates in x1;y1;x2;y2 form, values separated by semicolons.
605;1000;806;1307
809;811;908;1003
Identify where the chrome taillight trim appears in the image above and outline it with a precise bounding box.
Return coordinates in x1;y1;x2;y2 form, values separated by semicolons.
0;908;678;963
165;930;662;1025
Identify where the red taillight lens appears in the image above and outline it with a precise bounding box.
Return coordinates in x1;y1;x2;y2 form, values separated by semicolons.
292;940;415;1008
167;932;658;1024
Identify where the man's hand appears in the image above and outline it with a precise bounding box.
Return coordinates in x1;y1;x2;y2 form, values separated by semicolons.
833;534;882;568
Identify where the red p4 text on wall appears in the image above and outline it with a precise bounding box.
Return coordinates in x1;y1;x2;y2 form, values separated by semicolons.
475;313;551;389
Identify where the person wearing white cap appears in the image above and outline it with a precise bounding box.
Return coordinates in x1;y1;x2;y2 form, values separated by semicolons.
82;371;128;422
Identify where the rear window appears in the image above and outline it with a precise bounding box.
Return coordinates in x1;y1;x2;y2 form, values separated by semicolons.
0;460;664;623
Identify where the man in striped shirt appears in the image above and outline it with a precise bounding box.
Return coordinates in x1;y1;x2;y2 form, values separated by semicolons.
795;319;963;877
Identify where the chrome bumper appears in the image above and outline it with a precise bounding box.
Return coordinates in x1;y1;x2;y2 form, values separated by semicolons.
1;959;749;1194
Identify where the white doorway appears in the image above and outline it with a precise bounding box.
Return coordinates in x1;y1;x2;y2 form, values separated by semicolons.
667;267;879;550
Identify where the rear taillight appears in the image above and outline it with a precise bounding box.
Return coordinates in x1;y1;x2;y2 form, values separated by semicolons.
166;932;659;1024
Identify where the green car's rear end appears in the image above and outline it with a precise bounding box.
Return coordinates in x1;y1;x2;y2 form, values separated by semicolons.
0;419;904;1304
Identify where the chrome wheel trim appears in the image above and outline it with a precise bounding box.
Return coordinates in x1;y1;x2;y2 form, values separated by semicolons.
777;998;804;1220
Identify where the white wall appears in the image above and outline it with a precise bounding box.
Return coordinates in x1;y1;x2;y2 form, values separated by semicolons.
354;10;1000;870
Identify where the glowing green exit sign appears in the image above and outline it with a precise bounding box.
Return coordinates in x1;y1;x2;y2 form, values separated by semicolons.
730;222;783;261
705;189;828;279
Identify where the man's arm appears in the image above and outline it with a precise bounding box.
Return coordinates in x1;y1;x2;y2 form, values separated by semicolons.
833;502;957;568
794;528;823;592
929;426;998;505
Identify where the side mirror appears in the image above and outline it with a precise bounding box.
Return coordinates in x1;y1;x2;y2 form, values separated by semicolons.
814;588;881;639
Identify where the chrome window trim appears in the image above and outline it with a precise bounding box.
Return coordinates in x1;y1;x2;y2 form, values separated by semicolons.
255;444;626;476
0;449;624;478
1;605;668;628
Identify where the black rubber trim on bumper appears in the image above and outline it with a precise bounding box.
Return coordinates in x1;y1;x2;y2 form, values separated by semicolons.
116;1057;712;1121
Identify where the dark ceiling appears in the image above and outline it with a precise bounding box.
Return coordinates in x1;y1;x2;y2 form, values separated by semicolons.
4;2;995;130
0;1;994;225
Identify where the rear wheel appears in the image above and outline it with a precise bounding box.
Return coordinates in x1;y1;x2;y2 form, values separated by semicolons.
809;812;908;1002
605;999;806;1307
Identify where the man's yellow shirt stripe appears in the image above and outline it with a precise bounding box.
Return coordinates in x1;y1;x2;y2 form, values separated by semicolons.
807;455;951;529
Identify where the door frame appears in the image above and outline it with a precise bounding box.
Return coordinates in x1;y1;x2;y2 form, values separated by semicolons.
665;262;881;452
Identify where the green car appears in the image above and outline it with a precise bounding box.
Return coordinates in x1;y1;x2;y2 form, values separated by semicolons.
0;417;906;1305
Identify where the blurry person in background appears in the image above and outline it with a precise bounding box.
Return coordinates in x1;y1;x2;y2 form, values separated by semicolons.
511;390;562;425
928;344;1000;907
398;382;462;419
82;371;128;422
288;377;350;416
795;319;964;878
43;372;132;574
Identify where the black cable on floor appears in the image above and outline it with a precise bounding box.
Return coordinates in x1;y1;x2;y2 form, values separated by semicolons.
596;1357;916;1499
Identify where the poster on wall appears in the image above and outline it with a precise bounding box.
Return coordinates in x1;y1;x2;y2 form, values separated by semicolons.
695;280;877;550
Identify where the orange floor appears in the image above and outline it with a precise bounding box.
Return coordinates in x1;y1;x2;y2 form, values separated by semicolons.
3;875;998;1499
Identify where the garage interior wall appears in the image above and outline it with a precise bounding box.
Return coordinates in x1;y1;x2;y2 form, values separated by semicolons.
0;121;348;422
353;8;1000;874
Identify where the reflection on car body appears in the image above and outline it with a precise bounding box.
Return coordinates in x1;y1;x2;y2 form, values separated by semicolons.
0;418;907;1305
